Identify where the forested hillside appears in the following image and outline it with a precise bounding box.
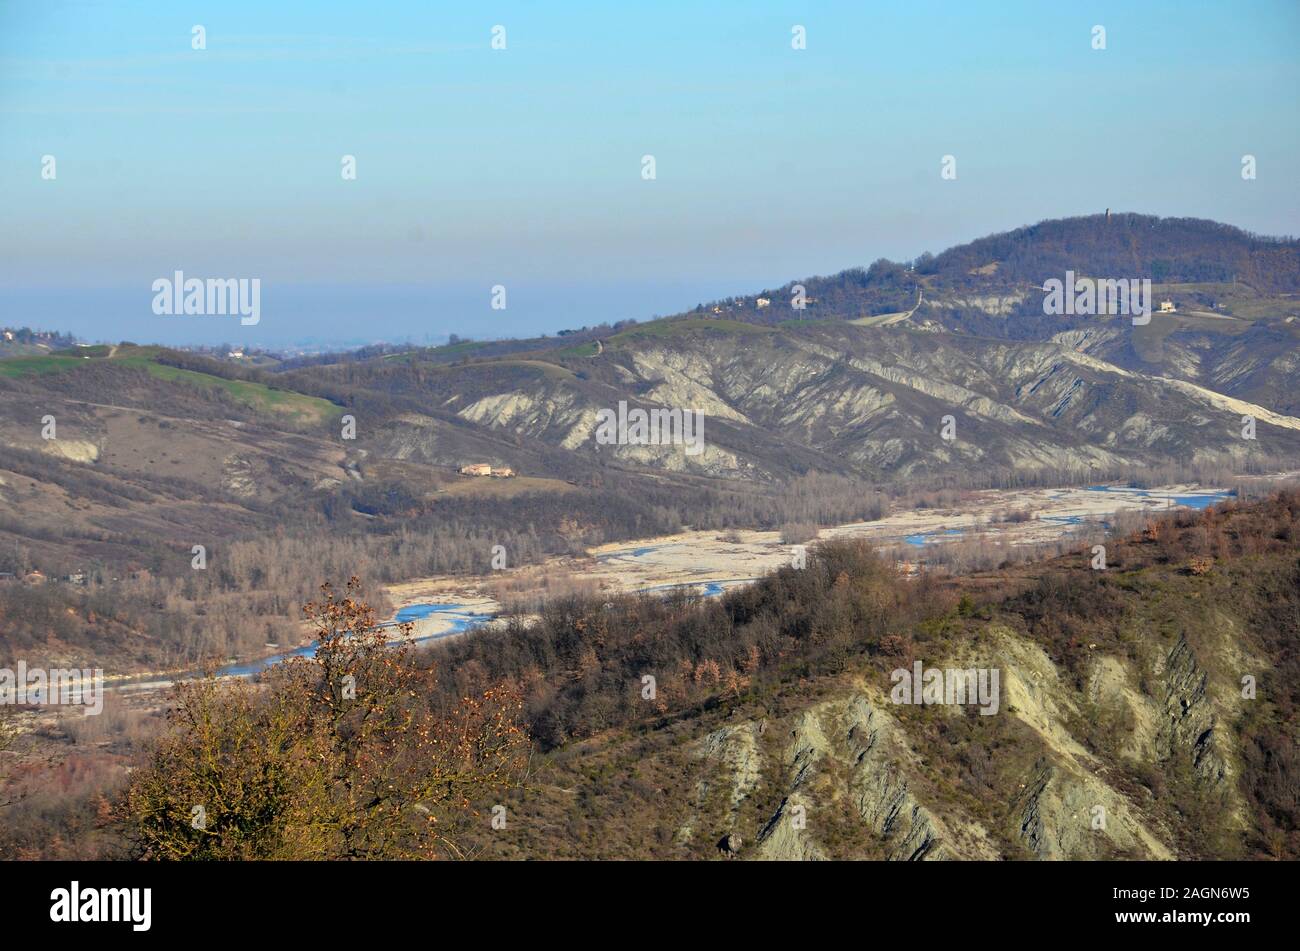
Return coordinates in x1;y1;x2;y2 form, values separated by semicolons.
4;490;1297;861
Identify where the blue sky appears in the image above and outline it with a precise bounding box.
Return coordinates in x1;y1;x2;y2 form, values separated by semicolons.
1;0;1297;347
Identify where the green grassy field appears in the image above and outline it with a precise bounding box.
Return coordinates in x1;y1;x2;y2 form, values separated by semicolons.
142;363;340;423
778;317;844;330
0;346;340;424
0;353;85;377
607;317;775;345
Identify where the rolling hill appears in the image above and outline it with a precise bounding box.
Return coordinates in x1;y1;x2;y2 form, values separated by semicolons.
3;213;1299;673
249;213;1300;485
438;491;1300;860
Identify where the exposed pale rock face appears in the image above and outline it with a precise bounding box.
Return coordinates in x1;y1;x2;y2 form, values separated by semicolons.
1015;762;1173;860
630;350;752;425
742;692;997;861
603;440;745;477
927;291;1028;315
221;453;256;497
560;413;598;450
1050;328;1122;352
396;319;1300;484
460;392;544;430
41;439;99;463
458;388;602;452
668;606;1255;861
698;725;762;815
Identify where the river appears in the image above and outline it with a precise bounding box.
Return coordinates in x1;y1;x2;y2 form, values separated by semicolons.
111;481;1246;692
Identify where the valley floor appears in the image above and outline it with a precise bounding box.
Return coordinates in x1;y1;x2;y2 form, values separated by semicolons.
382;477;1294;632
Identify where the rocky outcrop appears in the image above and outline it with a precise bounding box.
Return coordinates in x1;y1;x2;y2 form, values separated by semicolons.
669;601;1264;860
40;438;99;463
351;314;1300;484
746;694;993;860
1014;761;1173;860
840;696;961;861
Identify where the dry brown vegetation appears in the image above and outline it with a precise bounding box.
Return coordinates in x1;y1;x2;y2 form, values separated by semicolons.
121;579;531;860
3;492;1298;860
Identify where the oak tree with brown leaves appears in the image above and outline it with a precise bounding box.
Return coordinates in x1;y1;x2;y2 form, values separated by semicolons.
124;578;531;860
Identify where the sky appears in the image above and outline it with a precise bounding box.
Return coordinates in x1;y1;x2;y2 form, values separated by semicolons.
1;0;1298;348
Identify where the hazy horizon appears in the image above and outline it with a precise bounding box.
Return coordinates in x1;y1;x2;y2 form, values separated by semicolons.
4;0;1298;347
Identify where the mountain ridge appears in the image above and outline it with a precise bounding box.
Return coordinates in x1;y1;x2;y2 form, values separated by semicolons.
3;213;1298;673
